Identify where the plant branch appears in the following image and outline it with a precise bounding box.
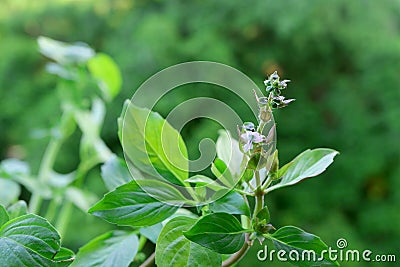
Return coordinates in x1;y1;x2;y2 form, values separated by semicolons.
253;171;264;218
139;252;155;267
55;164;88;237
29;135;63;214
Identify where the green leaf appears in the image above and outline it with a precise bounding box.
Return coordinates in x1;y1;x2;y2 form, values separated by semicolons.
0;178;20;206
216;130;243;176
0;205;9;227
156;216;221;267
122;104;189;186
101;155;133;191
266;149;339;193
211;158;234;187
209;191;250;216
0;214;61;266
183;213;247;254
269;226;339;266
89;180;179;227
7;200;28;220
87;53;122;100
71;230;138;267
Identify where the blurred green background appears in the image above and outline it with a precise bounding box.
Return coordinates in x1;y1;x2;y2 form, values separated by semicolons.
1;0;399;266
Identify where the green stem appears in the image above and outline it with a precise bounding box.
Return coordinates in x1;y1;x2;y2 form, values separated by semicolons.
234;188;254;196
138;235;147;252
55;201;73;238
55;164;88;238
29;138;63;214
253;171;264;218
45;199;60;223
261;174;274;192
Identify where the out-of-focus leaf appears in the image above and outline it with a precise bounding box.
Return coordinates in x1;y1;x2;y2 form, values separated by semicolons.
87;53;122;100
0;179;20;206
6;200;28;220
38;36;94;64
0;158;30;178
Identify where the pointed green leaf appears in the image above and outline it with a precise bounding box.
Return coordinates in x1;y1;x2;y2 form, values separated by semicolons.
71;230;138;267
89;180;179;227
183;213;247;254
210;191;250;216
6;200;28;220
0;214;63;266
269;226;339;266
122;104;189;186
266;149;339;193
156;216;221;267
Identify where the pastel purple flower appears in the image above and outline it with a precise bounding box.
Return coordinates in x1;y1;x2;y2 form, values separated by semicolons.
240;131;265;152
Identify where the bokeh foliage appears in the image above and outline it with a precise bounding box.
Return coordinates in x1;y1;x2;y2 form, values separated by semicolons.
1;0;399;266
